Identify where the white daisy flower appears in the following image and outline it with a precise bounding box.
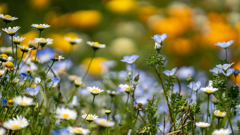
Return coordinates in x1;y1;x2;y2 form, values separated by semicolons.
13;96;34;106
0;54;10;62
74;79;82;87
0;14;18;22
0;127;6;135
87;86;104;95
0;70;5;77
2;26;21;36
236;104;240;109
3;115;29;130
67;127;90;135
82;114;98;122
94;118;115;127
31;24;50;30
0;47;12;54
195;122;210;128
87;41;106;49
65;37;82;45
55;107;77;120
119;84;131;93
17;45;33;53
4;61;16;71
106;90;118;96
212;128;231;135
10;36;25;44
34;38;53;47
52;53;64;61
200;86;218;94
214;110;226;118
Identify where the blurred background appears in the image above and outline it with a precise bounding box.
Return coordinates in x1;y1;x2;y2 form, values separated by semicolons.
1;0;240;83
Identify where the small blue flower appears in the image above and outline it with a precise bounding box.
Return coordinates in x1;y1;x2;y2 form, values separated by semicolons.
19;73;33;79
71;95;78;106
48;77;60;87
37;48;55;63
223;68;234;76
209;67;223;74
24;85;41;96
215;40;234;49
187;81;202;91
151;33;167;43
233;69;240;77
162;67;177;76
155;42;161;49
52;128;73;135
120;55;139;64
2;98;7;106
216;62;234;70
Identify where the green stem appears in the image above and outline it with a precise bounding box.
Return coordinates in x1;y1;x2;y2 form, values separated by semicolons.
65;87;78;107
79;95;95;127
15;44;18;66
65;45;73;71
46;61;55;76
225;48;227;61
132;110;139;130
201;128;203;135
207;95;210;122
11;35;15;65
34;30;42;62
14;52;24;78
82;50;96;81
218;118;220;129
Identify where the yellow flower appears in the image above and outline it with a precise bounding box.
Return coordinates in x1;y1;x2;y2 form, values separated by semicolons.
81;57;107;76
106;0;136;14
30;0;49;10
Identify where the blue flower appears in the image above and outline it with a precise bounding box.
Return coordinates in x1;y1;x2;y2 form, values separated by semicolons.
223;68;234;76
2;98;7;106
233;69;240;77
48;77;60;87
177;66;195;79
162;67;177;76
37;48;55;63
215;40;234;49
120;55;139;64
52;128;73;135
24;85;41;96
151;33;167;43
71;95;78;106
216;62;234;70
19;73;33;79
155;42;161;49
187;81;202;91
209;67;223;74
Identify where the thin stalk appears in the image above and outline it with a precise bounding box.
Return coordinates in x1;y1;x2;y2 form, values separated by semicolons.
11;35;15;65
132;110;139;130
218;118;220;129
82;50;96;81
79;95;95;127
15;44;18;66
65;45;74;71
34;30;42;62
46;61;55;75
65;87;78;107
207;95;210;122
225;48;227;61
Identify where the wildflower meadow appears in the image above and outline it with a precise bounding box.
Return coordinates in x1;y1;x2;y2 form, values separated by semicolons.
1;1;240;135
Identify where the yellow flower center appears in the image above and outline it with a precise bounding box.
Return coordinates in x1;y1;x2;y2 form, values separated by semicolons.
75;129;82;133
0;72;2;76
199;124;205;127
126;86;131;90
32;84;37;88
91;89;100;94
87;116;94;119
54;53;59;59
99;120;107;124
205;89;212;94
94;42;100;46
40;38;46;41
11;125;20;130
62;114;69;118
37;25;44;28
5;62;14;68
4;15;11;18
105;110;111;114
0;54;8;59
8;100;14;104
218;112;223;115
219;133;224;135
19;101;27;105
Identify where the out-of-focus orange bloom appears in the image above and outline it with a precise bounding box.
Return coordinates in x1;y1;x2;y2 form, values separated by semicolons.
81;57;107;76
233;61;240;85
30;0;49;10
166;38;193;56
136;6;156;22
20;31;38;56
150;6;193;38
49;32;80;53
207;12;225;23
106;0;136;14
68;10;102;29
0;3;8;14
235;23;240;45
45;11;68;28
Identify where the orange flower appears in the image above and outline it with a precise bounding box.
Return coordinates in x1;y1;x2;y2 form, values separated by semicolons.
30;0;49;10
166;38;193;56
105;0;136;14
136;6;156;22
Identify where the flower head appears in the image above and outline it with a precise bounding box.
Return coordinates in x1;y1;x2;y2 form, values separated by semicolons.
212;128;231;135
3;115;29;130
215;40;234;49
48;77;60;87
17;45;33;53
200;86;218;94
163;67;177;76
52;53;64;61
216;63;234;71
82;114;98;122
2;26;20;36
120;54;139;64
87;86;104;95
36;48;55;63
34;38;53;48
65;37;82;45
31;24;50;30
87;41;106;49
67;127;90;135
24;85;41;96
0;14;18;22
214;110;226;118
151;33;167;43
13;96;34;106
4;61;15;71
187;81;202;91
55;107;77;120
0;128;6;135
195;122;210;128
10;36;25;44
119;84;131;93
95;118;115;127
